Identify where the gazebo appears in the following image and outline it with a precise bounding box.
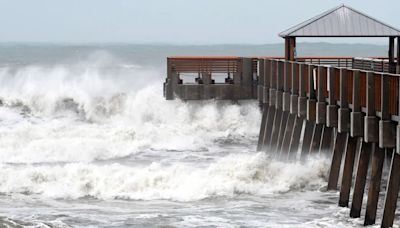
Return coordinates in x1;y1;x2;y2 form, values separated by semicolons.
279;4;400;73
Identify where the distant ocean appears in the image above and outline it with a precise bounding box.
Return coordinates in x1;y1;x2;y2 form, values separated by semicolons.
0;43;394;227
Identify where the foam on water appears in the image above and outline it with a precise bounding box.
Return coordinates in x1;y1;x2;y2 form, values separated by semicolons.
0;50;374;227
0;154;330;201
0;54;260;164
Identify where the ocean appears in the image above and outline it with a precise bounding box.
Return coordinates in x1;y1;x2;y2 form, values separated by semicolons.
0;43;395;227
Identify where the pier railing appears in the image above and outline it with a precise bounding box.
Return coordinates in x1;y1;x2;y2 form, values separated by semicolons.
164;56;388;100
256;59;399;120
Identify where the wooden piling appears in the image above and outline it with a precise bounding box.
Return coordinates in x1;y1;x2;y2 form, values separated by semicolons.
280;62;297;159
349;141;372;217
357;72;379;223
328;68;349;190
320;126;333;154
300;64;316;160
364;145;385;225
327;131;347;190
257;59;268;151
269;61;284;154
310;124;323;154
338;136;358;207
277;62;292;156
262;60;276;151
288;116;303;160
257;106;268;151
340;69;364;207
276;111;289;155
381;152;400;228
287;63;303;160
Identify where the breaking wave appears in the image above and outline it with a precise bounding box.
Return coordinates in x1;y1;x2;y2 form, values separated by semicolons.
0;51;330;203
0;54;260;164
0;154;330;201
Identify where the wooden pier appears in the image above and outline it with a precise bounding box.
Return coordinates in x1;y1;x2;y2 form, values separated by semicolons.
163;4;400;227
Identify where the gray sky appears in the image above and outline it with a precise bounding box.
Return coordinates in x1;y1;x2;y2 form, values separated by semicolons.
0;0;398;44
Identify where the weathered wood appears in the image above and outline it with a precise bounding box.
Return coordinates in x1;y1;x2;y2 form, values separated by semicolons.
316;66;327;125
288;116;303;160
310;123;323;154
327;131;347;190
276;111;289;155
270;61;284;154
270;109;283;153
280;113;296;159
328;67;349;190
320;126;333;155
257;59;265;103
389;37;395;73
257;106;269;151
349;141;372;217
364;145;385;225
397;37;400;73
381;152;400;228
262;106;276;151
365;72;378;143
339;136;358;207
300;120;314;161
379;74;396;148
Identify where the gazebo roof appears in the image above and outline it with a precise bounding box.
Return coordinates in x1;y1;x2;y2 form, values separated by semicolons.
279;5;400;38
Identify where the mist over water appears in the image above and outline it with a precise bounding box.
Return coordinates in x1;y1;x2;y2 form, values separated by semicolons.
0;44;395;227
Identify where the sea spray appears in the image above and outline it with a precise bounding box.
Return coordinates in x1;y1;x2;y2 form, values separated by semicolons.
0;154;330;201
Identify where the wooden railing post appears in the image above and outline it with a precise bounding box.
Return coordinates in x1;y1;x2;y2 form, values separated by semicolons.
379;74;396;148
257;59;265;106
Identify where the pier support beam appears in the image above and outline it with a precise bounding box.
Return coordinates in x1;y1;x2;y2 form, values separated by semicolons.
279;62;295;159
338;135;358;207
328;68;349;190
257;106;269;151
352;71;381;224
310;123;323;154
261;60;276;152
340;70;364;208
319;126;333;154
349;141;371;217
257;59;268;151
364;145;385;225
327;131;347;190
381;152;400;228
270;61;284;156
301;65;317;160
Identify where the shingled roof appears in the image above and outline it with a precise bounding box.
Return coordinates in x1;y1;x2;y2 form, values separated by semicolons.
279;4;400;37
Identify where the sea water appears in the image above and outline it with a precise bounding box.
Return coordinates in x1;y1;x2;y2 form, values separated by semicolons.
0;44;395;227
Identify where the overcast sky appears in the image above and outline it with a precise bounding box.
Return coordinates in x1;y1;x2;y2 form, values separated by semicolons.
0;0;398;44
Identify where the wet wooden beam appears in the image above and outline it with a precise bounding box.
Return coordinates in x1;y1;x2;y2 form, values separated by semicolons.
381;152;400;228
364;145;385;225
349;141;372;217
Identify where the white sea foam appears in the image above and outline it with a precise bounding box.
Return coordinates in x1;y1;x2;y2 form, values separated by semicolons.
0;56;260;164
0;153;330;201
